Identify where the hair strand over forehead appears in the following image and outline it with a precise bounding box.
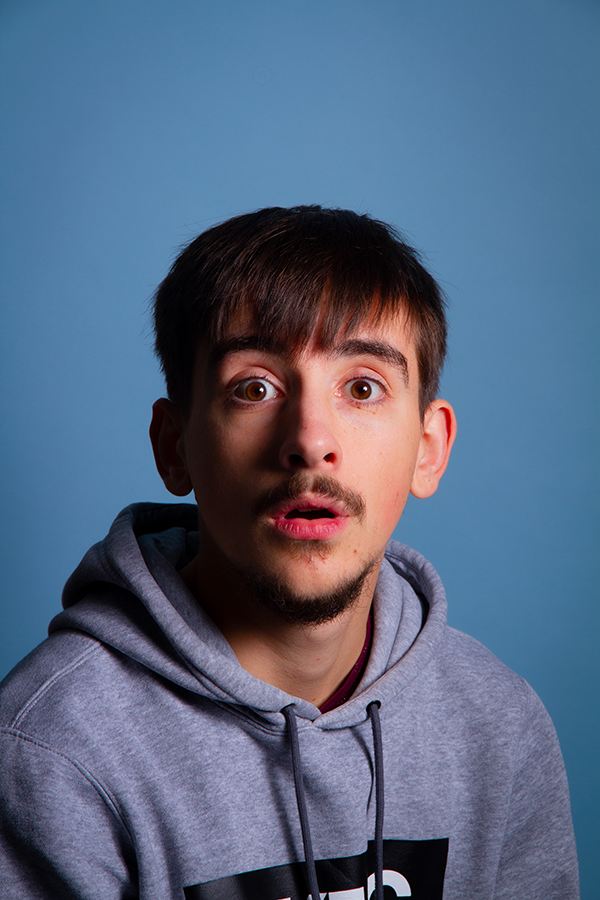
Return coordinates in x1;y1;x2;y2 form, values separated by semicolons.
153;205;448;417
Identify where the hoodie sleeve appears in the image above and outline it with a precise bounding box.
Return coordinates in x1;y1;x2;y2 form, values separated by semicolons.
492;690;579;900
0;730;138;899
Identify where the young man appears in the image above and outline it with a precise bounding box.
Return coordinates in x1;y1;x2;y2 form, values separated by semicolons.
0;207;578;899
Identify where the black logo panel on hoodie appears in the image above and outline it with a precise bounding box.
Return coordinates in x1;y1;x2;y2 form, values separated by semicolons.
184;838;449;900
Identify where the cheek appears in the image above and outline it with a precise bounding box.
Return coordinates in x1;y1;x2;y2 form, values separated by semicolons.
356;431;419;526
187;417;264;508
373;479;411;534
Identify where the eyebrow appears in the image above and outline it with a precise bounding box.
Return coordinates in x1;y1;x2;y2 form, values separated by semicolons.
333;339;409;383
209;334;409;383
208;335;288;367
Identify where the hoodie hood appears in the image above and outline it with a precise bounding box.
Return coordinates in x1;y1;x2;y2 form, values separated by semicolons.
4;502;579;899
52;502;448;729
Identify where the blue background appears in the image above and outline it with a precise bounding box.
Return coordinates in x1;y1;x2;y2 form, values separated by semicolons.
1;1;598;894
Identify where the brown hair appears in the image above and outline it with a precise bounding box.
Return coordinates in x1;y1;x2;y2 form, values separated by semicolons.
153;206;447;417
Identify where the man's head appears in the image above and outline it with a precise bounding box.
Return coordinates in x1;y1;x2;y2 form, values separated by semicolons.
153;205;447;420
150;207;456;626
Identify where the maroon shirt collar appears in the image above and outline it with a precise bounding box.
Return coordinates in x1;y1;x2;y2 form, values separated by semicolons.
319;608;373;713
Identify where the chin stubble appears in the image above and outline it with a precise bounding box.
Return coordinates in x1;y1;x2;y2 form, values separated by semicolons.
232;553;379;627
213;472;374;625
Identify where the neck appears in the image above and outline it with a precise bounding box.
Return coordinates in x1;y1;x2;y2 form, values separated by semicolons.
180;540;380;708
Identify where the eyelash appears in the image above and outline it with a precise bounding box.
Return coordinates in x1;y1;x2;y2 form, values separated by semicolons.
230;374;388;406
341;376;387;405
232;376;280;404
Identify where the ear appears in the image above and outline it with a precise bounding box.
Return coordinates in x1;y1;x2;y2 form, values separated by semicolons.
149;398;193;497
410;399;457;499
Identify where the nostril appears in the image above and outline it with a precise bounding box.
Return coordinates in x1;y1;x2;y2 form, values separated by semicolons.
287;451;337;468
280;435;342;471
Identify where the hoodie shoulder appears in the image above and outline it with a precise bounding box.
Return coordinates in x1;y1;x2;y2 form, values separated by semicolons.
432;624;546;740
0;630;103;730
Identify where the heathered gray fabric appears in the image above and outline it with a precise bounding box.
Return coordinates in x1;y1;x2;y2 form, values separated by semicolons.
0;502;579;898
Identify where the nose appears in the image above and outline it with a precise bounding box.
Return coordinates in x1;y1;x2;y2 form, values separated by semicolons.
278;395;343;472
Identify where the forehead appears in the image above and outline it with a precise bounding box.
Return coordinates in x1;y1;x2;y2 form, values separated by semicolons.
216;296;414;351
206;281;416;355
208;306;416;374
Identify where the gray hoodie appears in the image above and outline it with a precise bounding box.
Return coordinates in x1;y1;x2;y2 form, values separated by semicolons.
0;503;579;899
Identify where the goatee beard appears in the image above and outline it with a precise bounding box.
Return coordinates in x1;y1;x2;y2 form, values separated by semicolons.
232;555;379;626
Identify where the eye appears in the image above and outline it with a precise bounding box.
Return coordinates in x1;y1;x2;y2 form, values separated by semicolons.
345;378;385;402
234;378;278;402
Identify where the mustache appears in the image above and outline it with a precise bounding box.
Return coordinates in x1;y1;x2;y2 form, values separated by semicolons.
252;472;366;520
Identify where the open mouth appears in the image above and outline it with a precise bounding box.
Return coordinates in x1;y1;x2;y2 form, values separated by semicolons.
269;496;349;540
284;508;336;520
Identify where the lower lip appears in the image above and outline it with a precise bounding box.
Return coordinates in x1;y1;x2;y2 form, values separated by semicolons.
269;515;349;540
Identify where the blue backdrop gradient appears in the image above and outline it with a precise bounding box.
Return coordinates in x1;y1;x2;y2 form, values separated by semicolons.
1;1;598;894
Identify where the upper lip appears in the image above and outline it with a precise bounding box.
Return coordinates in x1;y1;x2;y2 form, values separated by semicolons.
268;494;350;519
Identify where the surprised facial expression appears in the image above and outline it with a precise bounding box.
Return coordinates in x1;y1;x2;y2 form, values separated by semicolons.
156;312;454;612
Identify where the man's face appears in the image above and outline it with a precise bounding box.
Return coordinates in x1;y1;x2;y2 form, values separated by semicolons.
167;310;447;613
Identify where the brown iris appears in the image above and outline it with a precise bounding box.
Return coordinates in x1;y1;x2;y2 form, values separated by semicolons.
350;380;372;400
244;381;268;401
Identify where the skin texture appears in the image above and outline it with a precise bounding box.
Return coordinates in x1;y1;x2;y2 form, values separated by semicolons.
150;312;456;706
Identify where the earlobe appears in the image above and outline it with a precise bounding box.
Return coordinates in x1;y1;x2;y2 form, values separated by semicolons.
410;399;457;500
149;398;193;497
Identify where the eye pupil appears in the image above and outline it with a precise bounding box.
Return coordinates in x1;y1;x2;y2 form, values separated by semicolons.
245;381;267;401
351;380;372;400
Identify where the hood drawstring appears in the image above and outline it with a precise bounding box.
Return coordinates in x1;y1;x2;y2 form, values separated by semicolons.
283;705;321;900
367;700;384;900
283;702;385;900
